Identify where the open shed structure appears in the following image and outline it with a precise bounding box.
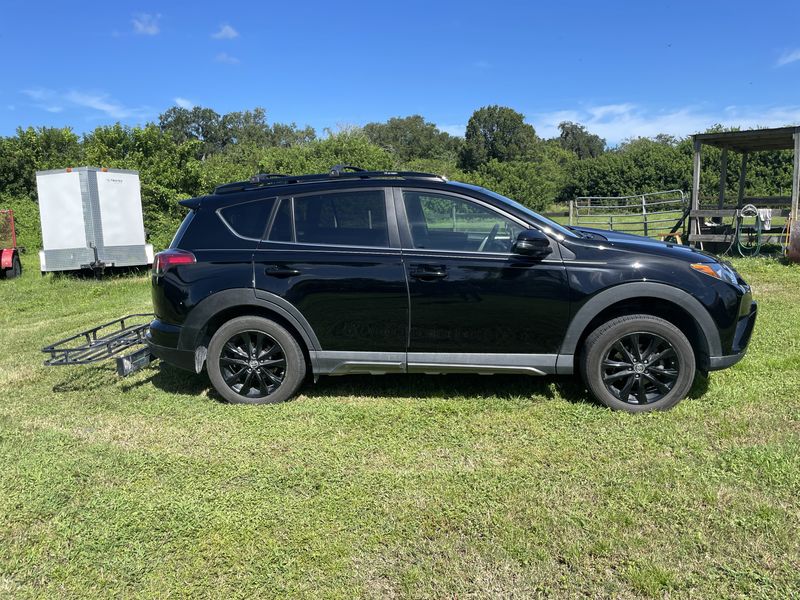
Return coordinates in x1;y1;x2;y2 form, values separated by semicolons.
688;126;800;257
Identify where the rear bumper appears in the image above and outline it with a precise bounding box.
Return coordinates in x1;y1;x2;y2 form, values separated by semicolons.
708;300;757;371
146;319;195;372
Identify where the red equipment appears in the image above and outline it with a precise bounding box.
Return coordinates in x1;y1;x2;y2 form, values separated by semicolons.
0;209;21;279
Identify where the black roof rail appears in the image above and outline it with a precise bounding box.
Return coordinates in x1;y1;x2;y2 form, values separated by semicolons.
329;164;366;176
212;165;446;195
250;173;290;183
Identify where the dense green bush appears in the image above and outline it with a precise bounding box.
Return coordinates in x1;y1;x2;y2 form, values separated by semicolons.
0;106;796;252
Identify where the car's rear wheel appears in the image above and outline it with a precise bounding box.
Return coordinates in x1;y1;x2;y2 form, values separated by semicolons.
580;314;695;412
207;316;305;404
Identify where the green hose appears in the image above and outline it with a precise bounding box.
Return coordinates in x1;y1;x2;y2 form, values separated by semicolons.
734;204;763;257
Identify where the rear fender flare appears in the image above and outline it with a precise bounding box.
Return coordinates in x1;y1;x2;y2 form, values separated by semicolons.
178;288;321;353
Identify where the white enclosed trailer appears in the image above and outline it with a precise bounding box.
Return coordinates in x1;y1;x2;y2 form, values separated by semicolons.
36;167;154;273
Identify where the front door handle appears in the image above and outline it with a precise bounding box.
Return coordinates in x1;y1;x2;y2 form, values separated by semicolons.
265;265;301;278
410;265;447;281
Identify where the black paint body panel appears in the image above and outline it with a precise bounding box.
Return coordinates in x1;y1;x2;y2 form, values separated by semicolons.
148;177;755;376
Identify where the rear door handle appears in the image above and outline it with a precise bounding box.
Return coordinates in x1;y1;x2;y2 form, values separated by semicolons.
265;265;301;278
410;265;447;281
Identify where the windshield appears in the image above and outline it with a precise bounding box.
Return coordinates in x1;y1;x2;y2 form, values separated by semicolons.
450;182;578;239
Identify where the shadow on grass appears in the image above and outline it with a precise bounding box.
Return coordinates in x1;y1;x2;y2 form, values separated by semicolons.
47;265;150;280
52;361;706;408
126;363;595;406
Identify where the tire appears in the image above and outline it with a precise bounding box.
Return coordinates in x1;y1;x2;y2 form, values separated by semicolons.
10;254;21;279
579;314;695;412
207;316;306;405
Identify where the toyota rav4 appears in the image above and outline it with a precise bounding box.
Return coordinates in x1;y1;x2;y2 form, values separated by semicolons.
146;166;756;412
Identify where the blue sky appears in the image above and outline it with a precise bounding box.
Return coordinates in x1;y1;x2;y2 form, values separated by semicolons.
2;0;799;144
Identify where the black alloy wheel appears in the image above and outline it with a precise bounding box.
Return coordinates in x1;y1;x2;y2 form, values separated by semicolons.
207;316;306;405
580;314;696;412
219;330;286;399
601;332;679;405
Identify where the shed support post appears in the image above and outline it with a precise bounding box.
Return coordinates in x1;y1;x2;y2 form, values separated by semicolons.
737;151;749;209
691;138;702;243
792;132;800;224
718;148;728;208
716;147;728;224
789;132;800;262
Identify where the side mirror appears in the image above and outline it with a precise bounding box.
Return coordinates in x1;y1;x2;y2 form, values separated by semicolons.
513;229;553;258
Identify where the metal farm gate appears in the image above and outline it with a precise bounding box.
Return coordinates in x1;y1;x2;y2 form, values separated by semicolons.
570;190;689;241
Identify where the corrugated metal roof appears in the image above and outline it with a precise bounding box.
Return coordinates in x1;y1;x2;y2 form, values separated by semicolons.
693;126;800;152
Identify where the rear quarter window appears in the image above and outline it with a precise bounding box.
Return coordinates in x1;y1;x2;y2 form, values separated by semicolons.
218;198;277;239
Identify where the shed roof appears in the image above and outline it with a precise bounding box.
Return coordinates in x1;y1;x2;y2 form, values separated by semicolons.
693;126;800;152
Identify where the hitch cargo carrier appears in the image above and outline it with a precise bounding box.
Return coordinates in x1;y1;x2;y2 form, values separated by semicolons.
42;314;156;376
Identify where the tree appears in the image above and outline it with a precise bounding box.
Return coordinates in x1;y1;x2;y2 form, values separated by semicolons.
222;108;315;147
464;144;575;212
363;115;461;163
0;126;82;197
560;137;691;200
159;106;227;159
458;105;537;170
256;129;394;176
160;106;316;160
558;121;605;159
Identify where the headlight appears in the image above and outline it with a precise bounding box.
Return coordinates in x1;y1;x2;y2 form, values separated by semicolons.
690;262;738;285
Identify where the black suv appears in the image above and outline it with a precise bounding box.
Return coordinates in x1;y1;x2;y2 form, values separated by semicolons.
147;166;756;412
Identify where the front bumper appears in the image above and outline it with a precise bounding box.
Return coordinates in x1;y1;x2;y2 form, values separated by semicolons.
708;300;757;371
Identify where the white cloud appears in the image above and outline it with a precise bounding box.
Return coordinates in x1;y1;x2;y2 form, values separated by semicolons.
776;48;800;67
215;52;240;65
174;97;195;109
132;13;160;36
22;88;148;120
437;123;466;137
66;91;150;119
532;103;800;145
212;24;239;40
21;88;63;113
21;88;49;101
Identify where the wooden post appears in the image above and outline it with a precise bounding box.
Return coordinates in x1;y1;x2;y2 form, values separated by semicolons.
569;199;574;226
716;147;728;225
789;131;800;263
718;147;728;208
737;151;749;208
792;131;800;223
641;195;648;237
691;138;702;243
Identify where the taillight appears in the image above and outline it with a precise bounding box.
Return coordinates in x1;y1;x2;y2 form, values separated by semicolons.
153;249;196;276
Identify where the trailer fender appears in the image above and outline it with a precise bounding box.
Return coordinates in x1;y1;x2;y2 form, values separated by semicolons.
1;248;16;270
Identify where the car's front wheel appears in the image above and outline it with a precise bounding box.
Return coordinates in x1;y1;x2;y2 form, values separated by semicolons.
580;314;695;412
207;316;306;404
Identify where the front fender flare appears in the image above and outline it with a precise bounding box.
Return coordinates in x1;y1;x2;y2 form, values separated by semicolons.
556;282;721;372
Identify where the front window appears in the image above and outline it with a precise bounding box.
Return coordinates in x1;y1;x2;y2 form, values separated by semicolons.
450;182;578;239
403;191;525;253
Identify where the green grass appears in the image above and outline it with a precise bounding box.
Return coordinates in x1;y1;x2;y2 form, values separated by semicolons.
1;253;799;598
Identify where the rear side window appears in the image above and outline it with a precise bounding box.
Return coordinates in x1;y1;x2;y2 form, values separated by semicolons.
291;190;389;247
269;199;293;242
169;210;196;248
218;198;276;239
